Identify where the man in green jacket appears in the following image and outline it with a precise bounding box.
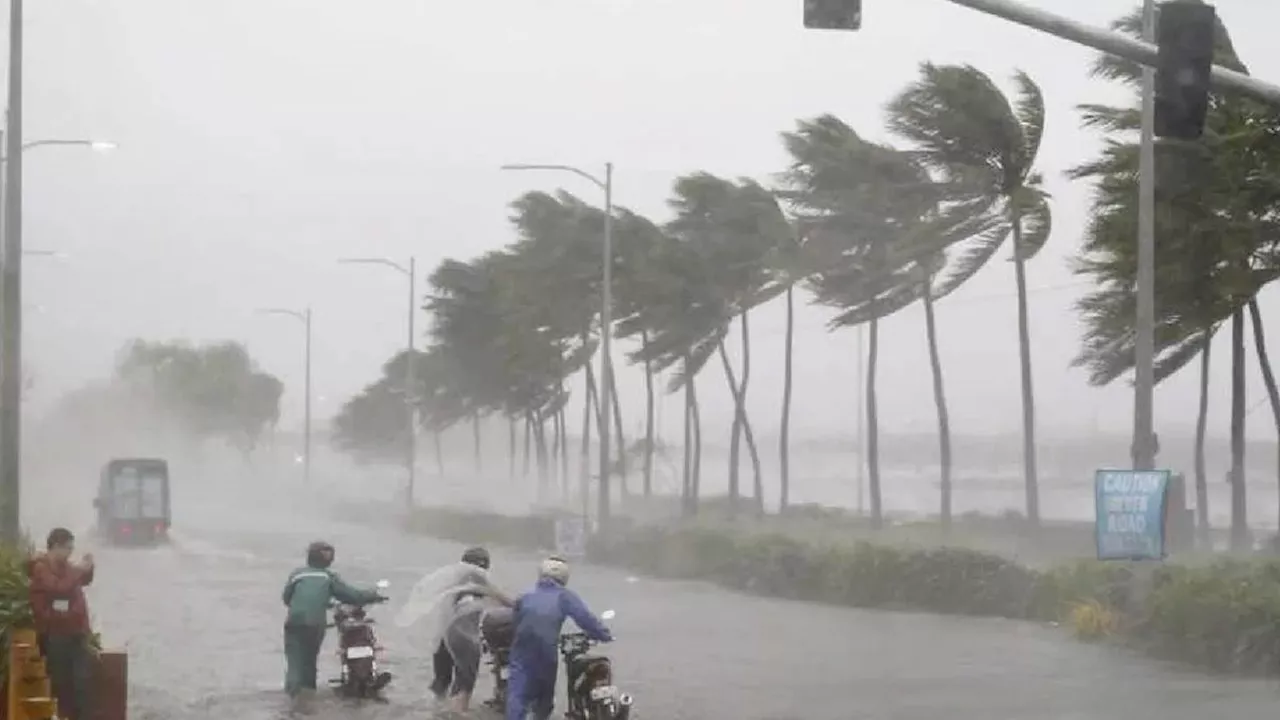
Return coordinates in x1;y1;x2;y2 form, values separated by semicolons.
282;540;386;695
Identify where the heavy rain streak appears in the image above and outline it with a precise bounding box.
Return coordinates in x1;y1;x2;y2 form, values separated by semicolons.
10;0;1280;719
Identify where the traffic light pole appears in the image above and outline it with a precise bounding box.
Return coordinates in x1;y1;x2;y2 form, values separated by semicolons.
942;0;1280;107
1133;0;1157;472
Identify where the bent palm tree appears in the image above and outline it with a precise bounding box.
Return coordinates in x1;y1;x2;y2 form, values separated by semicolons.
887;64;1052;525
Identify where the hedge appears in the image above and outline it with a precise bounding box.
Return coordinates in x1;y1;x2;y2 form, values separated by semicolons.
402;506;1280;676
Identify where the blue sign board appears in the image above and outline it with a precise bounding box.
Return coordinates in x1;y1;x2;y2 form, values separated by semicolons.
1094;469;1171;561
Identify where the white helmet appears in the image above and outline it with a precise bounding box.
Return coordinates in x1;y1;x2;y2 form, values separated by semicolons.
539;555;570;585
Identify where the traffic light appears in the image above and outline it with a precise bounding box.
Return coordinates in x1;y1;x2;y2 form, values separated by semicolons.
803;0;861;31
1154;1;1217;140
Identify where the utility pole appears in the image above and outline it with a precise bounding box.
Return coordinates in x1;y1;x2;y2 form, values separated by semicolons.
257;307;313;485
0;0;25;543
405;257;417;505
337;256;418;504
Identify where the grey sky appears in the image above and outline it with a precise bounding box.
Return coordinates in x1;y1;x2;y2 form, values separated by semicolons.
19;0;1280;441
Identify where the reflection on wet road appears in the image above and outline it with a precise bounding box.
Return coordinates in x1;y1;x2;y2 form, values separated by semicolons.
88;502;1280;720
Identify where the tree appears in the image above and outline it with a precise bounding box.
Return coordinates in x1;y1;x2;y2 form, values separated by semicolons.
613;207;673;499
114;339;283;454
781;114;965;529
886;63;1053;526
666;172;787;516
1070;8;1280;548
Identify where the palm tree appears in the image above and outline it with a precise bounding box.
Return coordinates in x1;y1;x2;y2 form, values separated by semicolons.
629;231;729;516
886;63;1053;526
917;252;955;526
1070;8;1280;546
613;207;674;499
780;115;952;529
768;221;809;513
667;173;786;516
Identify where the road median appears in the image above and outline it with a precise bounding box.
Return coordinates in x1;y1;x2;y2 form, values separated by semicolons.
399;503;1280;677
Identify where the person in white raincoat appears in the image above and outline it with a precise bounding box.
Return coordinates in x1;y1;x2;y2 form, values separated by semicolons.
398;546;512;712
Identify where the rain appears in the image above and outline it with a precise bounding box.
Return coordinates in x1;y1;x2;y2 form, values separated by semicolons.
9;1;1280;719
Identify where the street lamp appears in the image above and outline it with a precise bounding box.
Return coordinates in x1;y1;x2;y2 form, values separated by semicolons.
2;139;116;162
337;257;418;505
257;307;313;485
500;162;615;530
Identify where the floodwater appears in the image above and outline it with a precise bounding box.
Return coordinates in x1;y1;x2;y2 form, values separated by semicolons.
78;479;1280;720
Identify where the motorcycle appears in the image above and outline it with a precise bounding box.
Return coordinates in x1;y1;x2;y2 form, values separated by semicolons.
479;606;514;710
329;579;393;699
560;610;633;720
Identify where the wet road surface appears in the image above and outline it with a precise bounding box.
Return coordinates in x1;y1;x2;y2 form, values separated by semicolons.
80;484;1280;720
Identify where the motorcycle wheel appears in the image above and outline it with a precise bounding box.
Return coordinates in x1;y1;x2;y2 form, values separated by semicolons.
345;658;374;698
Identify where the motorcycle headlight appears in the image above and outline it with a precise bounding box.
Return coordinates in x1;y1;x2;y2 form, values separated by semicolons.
618;693;634;706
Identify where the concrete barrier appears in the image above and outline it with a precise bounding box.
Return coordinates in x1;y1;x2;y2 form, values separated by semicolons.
91;652;127;720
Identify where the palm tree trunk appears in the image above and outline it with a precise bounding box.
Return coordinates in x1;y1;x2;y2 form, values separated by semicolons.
607;366;628;499
433;429;444;475
718;342;744;516
922;287;953;529
742;412;764;516
508;416;517;481
1011;215;1041;526
472;412;482;473
1193;329;1211;548
682;355;694;517
581;365;596;510
550;404;563;496
522;414;532;477
642;330;656;498
867;316;883;530
780;286;795;513
740;311;764;514
533;411;549;494
1247;299;1280;530
691;375;703;515
1230;307;1249;552
558;404;570;503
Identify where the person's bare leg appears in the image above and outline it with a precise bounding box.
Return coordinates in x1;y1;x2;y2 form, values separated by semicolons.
450;690;473;713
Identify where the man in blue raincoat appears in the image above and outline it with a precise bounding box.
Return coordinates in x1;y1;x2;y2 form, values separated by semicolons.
505;555;612;720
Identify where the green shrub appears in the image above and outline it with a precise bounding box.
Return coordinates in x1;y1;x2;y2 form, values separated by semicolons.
0;541;33;687
1135;560;1280;673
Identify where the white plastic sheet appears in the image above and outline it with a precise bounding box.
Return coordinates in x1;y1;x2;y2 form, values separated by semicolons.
393;561;488;637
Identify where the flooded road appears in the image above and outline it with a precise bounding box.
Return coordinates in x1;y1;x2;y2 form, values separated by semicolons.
78;484;1280;720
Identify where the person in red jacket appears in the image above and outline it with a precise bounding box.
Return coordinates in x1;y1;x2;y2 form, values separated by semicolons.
28;527;95;720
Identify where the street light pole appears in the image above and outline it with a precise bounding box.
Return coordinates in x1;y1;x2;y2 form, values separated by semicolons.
338;257;418;505
406;257;417;504
499;162;616;531
0;0;25;544
257;307;312;485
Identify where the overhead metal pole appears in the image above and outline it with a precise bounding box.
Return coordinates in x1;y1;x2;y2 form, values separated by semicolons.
257;308;312;485
1133;0;1157;471
406;256;417;505
943;0;1280;106
599;163;614;530
337;257;417;505
0;0;25;544
499;162;616;531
